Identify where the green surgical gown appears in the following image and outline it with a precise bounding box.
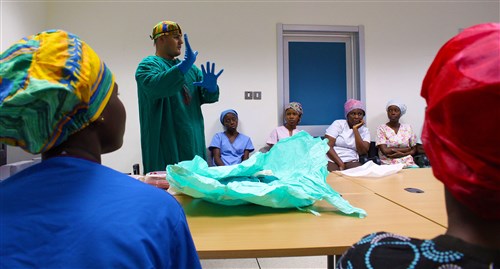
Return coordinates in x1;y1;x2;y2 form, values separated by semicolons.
135;56;219;173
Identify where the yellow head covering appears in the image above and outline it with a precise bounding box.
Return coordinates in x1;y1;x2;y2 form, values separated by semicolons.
150;21;182;40
0;29;115;154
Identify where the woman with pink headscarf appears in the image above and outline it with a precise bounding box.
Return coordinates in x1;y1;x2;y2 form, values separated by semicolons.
338;23;500;268
325;99;371;171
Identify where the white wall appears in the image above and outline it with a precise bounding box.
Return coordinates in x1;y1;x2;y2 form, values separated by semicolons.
1;2;48;50
3;1;499;173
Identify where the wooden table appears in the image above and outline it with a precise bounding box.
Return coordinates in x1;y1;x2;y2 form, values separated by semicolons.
332;168;447;227
175;170;446;260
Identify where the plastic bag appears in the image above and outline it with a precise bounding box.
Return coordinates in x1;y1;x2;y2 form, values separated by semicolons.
166;131;366;218
340;161;404;178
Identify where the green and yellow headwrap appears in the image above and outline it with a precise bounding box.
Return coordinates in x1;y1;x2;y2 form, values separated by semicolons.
0;29;115;154
150;20;182;40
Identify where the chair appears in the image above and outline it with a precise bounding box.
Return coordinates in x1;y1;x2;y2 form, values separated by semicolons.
413;143;431;168
132;163;140;175
0;159;38;181
0;143;6;166
359;141;381;165
206;148;214;167
413;154;431;168
258;145;271;153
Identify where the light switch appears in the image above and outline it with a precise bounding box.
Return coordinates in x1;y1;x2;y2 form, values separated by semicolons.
253;91;262;100
244;91;253;100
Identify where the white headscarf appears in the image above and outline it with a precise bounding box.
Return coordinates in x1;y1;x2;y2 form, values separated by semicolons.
386;99;407;116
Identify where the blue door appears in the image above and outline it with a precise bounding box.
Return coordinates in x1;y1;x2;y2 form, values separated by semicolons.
288;41;347;127
278;24;365;137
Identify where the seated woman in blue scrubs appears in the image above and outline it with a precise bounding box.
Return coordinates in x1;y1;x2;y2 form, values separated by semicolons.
209;109;254;166
0;30;201;269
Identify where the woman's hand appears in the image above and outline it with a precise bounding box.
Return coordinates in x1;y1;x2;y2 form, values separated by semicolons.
387;150;406;158
387;146;416;158
212;148;225;166
325;135;345;170
352;120;369;155
353;120;365;130
338;161;346;171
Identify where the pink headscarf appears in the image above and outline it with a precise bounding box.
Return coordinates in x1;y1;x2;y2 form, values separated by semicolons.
344;99;365;118
421;23;500;219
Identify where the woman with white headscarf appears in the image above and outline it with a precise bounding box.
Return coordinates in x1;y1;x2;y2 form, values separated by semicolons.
376;99;418;167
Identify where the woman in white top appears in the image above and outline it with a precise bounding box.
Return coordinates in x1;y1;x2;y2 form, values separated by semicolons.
325;99;370;171
266;102;303;149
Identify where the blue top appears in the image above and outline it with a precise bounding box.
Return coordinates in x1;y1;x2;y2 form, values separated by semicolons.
209;132;254;165
0;157;201;269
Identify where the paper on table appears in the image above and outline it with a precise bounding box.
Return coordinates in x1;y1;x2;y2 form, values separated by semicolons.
340;161;404;178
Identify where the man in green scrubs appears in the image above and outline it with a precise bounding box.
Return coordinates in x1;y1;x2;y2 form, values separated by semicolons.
136;21;223;173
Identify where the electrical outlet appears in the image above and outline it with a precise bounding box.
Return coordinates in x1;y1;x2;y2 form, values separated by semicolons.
244;91;253;100
253;91;262;100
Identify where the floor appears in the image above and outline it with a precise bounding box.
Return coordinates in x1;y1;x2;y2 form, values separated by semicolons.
201;256;328;269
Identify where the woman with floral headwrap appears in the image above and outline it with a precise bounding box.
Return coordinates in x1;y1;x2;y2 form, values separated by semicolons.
376;99;418;168
0;30;201;268
325;99;371;171
209;109;254;166
266;102;303;149
338;23;500;268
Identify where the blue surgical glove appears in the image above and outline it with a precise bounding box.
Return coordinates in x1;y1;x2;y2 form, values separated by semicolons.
177;34;198;74
193;62;224;93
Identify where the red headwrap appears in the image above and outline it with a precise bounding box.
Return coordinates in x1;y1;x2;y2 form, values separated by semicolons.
421;23;500;219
